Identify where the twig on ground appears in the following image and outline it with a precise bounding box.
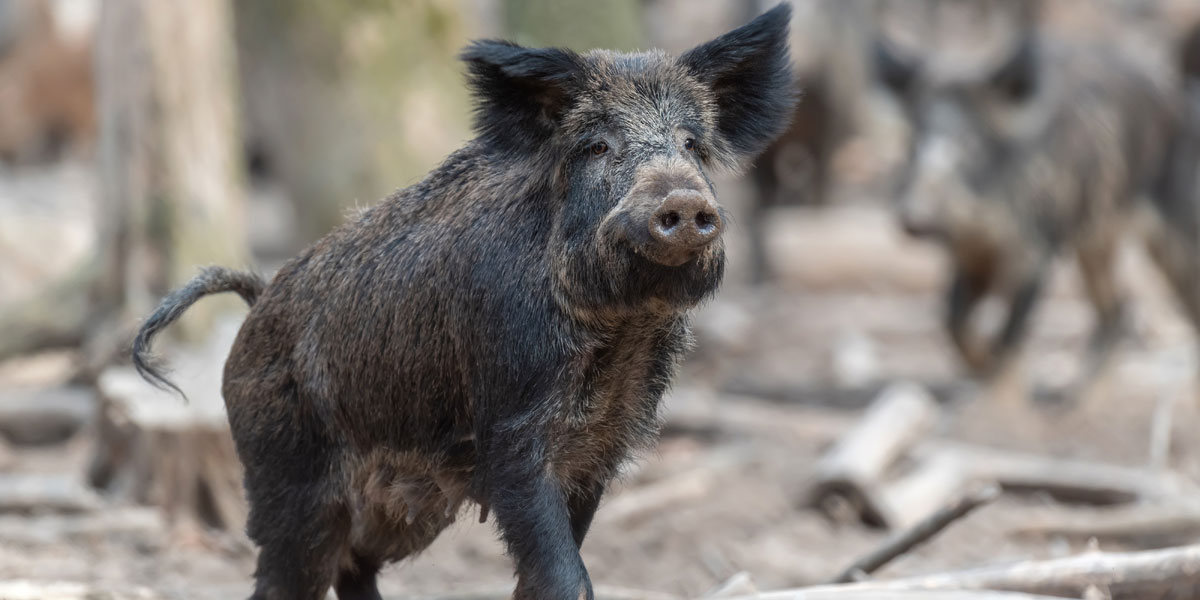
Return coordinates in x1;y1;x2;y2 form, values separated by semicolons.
923;442;1198;505
727;589;1073;599
829;483;1001;584
752;543;1200;600
1009;502;1200;547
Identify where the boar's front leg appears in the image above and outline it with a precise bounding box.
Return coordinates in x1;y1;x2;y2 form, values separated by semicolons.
567;479;605;547
486;435;593;600
1059;229;1128;404
988;263;1049;375
946;265;993;374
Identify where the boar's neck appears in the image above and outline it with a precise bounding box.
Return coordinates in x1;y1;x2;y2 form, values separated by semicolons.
548;312;693;480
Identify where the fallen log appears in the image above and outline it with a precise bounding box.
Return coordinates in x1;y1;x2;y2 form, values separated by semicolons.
707;572;758;597
1010;502;1200;547
750;543;1200;600
0;437;13;471
0;386;93;446
662;388;857;443
876;451;970;530
395;586;681;600
927;442;1197;505
0;506;164;546
0;580;160;600
728;590;1068;599
599;446;755;526
720;379;968;411
0;474;101;514
806;382;939;527
401;589;1056;600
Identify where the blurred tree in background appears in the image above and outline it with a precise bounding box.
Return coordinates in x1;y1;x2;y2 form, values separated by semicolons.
503;0;644;51
0;0;245;359
235;0;475;249
0;0;651;360
235;0;643;251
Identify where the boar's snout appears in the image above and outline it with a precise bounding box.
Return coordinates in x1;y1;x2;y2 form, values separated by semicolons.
610;161;725;268
649;189;723;260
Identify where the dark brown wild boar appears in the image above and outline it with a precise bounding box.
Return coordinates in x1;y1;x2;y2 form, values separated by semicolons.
744;0;872;283
0;0;95;164
1142;21;1200;341
877;3;1180;401
131;5;795;600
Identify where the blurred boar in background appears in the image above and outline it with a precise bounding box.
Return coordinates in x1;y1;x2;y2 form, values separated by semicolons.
1142;20;1200;339
130;4;795;600
0;0;94;164
744;0;874;283
878;0;1183;400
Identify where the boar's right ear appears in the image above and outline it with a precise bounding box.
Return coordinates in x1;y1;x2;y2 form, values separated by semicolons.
461;40;585;154
989;35;1037;102
874;38;918;99
678;2;796;168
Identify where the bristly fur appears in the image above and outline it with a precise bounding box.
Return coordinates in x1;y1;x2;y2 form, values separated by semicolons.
679;2;795;168
131;4;796;600
461;40;588;156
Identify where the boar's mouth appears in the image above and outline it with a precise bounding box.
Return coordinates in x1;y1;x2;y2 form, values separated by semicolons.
624;245;726;308
635;243;705;268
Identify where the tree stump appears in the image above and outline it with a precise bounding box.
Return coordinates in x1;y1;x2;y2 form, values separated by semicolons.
87;321;246;533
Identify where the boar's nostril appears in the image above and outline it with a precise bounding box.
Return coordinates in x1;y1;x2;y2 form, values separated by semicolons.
648;190;723;255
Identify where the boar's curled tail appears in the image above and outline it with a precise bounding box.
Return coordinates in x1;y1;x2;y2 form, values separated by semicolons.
132;266;265;397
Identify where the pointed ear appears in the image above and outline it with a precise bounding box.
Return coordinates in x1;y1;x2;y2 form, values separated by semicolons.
874;38;918;98
989;35;1037;102
678;2;796;167
461;40;585;153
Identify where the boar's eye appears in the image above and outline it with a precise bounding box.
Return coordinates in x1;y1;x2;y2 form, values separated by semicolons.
684;138;696;152
590;141;609;156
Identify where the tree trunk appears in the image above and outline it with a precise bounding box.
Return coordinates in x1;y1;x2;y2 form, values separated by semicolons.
503;0;644;51
83;0;248;532
234;1;473;249
0;0;247;360
107;0;247;336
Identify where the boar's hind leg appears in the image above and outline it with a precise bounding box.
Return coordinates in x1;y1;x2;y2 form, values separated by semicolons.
1143;215;1200;337
1067;230;1128;403
488;439;593;600
946;266;993;374
245;473;349;600
988;260;1049;376
334;554;383;600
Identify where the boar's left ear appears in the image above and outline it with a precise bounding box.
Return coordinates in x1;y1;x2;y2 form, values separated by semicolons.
461;40;585;154
679;2;796;168
989;35;1037;102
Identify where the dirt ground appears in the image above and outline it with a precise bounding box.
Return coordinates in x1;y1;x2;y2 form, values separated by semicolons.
1;170;1199;599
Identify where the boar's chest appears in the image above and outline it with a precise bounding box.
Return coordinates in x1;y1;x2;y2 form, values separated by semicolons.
549;317;690;484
